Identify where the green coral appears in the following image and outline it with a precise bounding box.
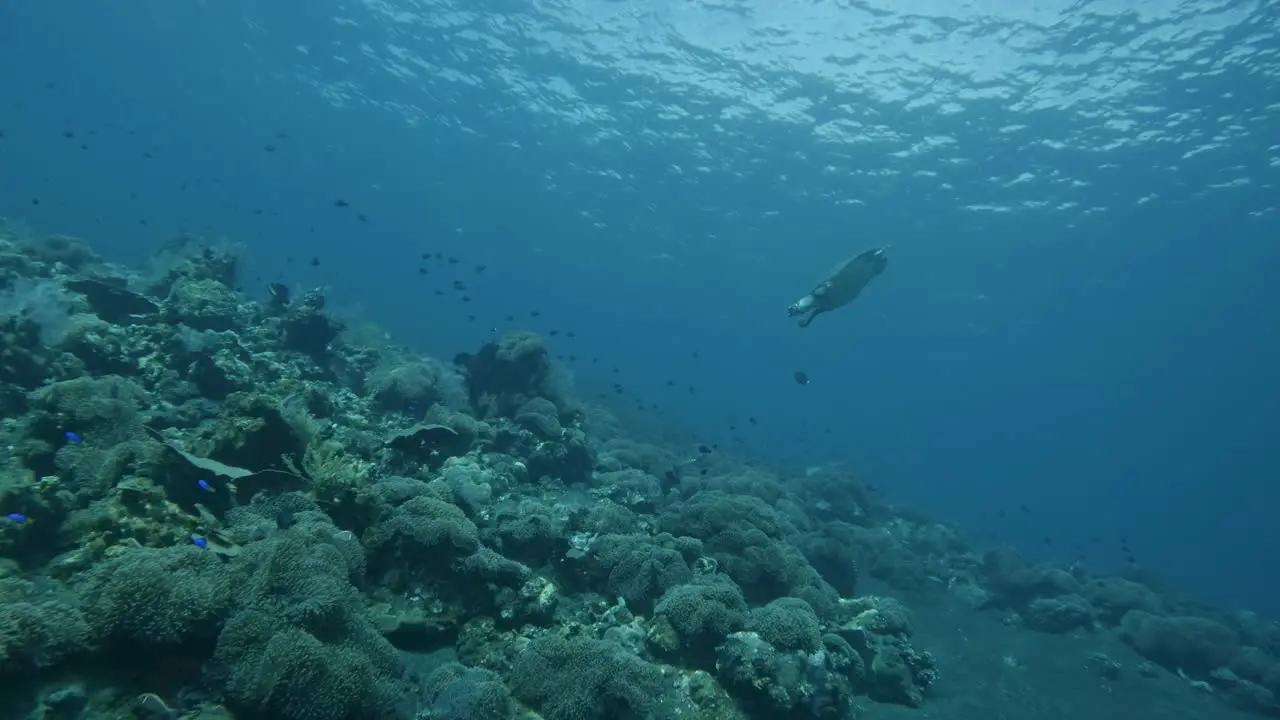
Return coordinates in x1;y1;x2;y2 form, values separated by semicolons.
79;545;234;647
0;579;91;673
421;663;513;720
303;439;372;502
653;576;749;647
748;597;823;653
213;537;405;719
365;496;479;557
509;634;672;720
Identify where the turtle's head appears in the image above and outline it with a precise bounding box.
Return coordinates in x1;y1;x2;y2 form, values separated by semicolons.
865;247;889;276
787;295;815;316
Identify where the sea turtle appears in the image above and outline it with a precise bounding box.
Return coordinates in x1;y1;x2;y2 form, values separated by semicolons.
787;246;890;328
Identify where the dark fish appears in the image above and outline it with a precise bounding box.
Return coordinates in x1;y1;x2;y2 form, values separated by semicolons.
794;370;810;385
268;283;290;308
333;199;350;207
276;509;296;530
310;257;321;267
697;444;712;454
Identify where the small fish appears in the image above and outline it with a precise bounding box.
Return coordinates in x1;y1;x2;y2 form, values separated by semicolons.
192;536;207;548
5;513;26;523
793;370;810;385
64;431;82;443
697;444;712;455
276;509;296;530
197;479;211;492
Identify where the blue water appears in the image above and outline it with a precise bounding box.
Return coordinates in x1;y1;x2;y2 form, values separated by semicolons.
2;0;1277;616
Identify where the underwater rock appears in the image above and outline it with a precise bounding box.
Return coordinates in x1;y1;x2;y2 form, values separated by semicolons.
279;287;342;356
526;427;594;485
716;630;853;718
144;426;308;515
384;422;471;468
372;604;457;652
1209;666;1280;715
834;617;937;707
1119;610;1239;676
368;358;463;413
453;332;579;425
865;644;930;707
1023;594;1096;633
140;237;240;299
64;277;159;323
514;396;562;438
1083;576;1164;625
34;684;90;720
163;277;242;332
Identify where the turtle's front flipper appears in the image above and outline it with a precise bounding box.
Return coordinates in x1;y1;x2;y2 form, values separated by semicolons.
797;309;820;327
788;294;816;318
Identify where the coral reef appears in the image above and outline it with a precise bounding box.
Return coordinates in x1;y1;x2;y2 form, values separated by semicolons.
1;227;1278;720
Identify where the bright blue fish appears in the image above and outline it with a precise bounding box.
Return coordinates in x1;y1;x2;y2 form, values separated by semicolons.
5;513;25;523
192;536;207;548
64;431;81;443
197;479;211;491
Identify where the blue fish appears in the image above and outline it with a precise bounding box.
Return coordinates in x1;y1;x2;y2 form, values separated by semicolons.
5;513;25;523
192;536;207;548
64;431;81;443
197;479;211;491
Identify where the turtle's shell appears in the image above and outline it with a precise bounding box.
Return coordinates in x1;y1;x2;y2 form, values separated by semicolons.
813;250;885;311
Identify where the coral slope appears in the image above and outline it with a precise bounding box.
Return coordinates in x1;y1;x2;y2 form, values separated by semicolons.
0;229;1276;720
